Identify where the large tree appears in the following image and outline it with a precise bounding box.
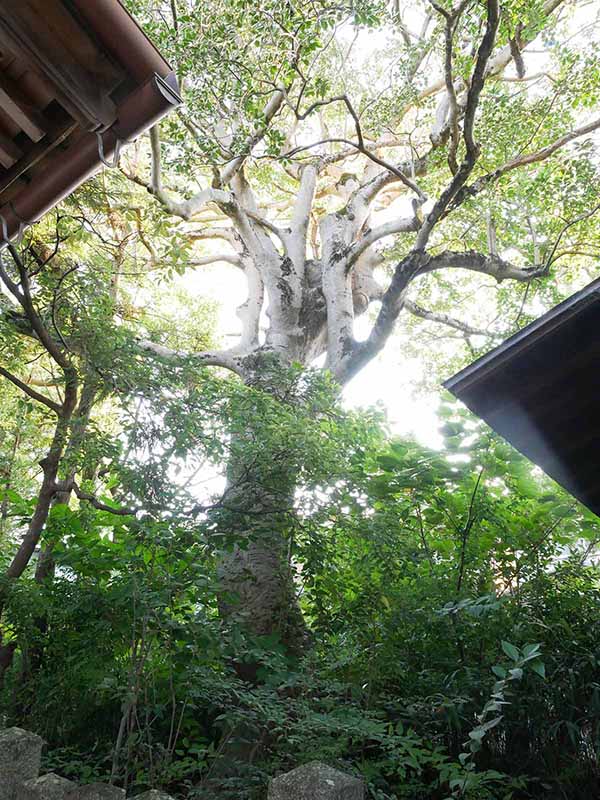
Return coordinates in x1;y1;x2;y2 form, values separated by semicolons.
123;0;600;647
2;0;600;663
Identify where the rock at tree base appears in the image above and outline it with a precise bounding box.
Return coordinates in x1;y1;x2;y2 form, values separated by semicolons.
130;792;175;800
67;785;126;799
268;762;364;800
18;773;77;799
0;727;44;800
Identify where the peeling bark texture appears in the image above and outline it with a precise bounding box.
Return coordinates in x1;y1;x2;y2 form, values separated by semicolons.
217;535;308;663
215;427;309;672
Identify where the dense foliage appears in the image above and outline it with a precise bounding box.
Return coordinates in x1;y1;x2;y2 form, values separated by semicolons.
2;386;600;798
2;0;600;798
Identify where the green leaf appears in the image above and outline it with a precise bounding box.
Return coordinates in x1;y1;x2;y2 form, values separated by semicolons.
522;642;541;659
501;640;520;662
530;661;546;679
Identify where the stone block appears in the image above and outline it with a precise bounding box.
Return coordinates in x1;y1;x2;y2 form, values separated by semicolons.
130;792;175;800
18;772;77;800
0;727;44;800
268;762;364;800
67;784;126;800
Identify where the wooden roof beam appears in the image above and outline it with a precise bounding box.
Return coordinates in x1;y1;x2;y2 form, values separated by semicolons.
0;116;76;196
0;1;120;130
0;130;22;168
0;72;46;142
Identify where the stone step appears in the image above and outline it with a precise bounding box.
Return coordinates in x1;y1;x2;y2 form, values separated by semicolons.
67;784;126;799
0;727;45;800
268;762;364;800
17;772;77;800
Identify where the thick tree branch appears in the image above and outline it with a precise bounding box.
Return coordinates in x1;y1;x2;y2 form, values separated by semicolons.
450;115;600;211
483;0;564;78
72;482;138;516
0;366;62;414
219;89;286;186
136;338;245;376
245;209;284;239
290;164;317;243
146;126;236;220
148;124;231;218
339;247;546;384
158;185;234;221
188;254;242;268
1;246;72;372
419;250;549;282
414;0;565;108
430;0;470;173
186;227;240;251
4;376;78;581
236;260;264;351
350;155;429;215
230;171;287;260
404;299;493;337
415;0;500;250
282;122;426;200
347;213;421;265
150;125;165;198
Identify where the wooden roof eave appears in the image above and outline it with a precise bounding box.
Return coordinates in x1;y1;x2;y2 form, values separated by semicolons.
0;74;180;243
0;0;182;244
444;276;600;517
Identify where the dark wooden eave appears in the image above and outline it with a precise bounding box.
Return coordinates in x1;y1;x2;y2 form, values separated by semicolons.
444;276;600;516
0;0;181;242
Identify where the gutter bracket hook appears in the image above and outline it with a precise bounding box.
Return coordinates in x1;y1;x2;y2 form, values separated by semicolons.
96;131;123;169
